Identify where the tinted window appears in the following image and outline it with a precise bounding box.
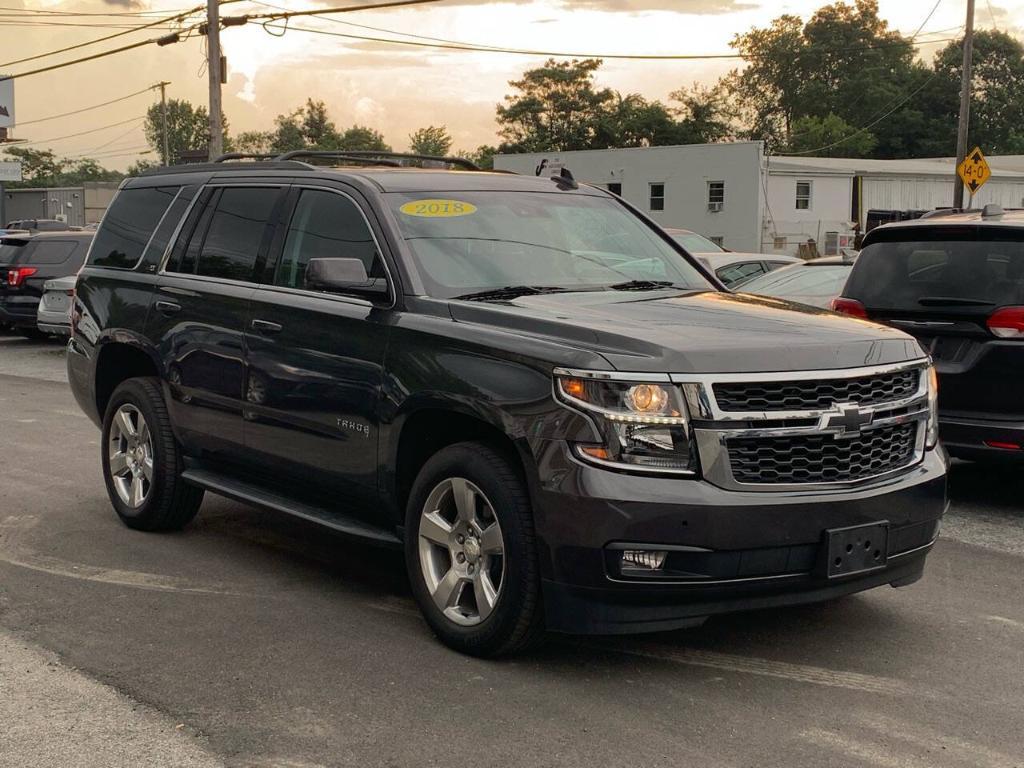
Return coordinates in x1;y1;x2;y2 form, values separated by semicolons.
0;239;28;264
28;240;78;265
275;190;379;289
848;233;1024;311
89;186;180;269
194;188;279;282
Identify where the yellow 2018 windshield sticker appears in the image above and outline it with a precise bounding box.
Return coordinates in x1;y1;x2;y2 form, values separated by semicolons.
399;199;477;217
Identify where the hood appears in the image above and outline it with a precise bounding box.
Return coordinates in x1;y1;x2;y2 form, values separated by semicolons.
448;290;924;374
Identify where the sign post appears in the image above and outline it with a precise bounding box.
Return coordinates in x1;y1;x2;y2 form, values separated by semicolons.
956;146;991;207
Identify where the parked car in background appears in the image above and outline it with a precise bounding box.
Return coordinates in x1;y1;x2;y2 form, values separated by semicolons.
4;218;72;232
832;205;1024;463
664;228;800;287
0;231;92;338
736;255;855;308
37;275;77;336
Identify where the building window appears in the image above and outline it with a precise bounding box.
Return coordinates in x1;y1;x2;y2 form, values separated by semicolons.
773;236;787;250
707;181;725;211
710;236;724;247
796;180;812;210
649;183;665;211
607;182;622;196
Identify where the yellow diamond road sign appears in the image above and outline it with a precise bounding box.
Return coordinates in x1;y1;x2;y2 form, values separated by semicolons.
957;146;991;194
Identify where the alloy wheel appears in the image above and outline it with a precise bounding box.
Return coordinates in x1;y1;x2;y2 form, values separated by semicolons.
418;477;506;626
108;404;154;509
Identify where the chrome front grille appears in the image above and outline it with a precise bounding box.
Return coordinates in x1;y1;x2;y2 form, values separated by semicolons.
727;422;918;485
712;368;920;412
680;360;931;491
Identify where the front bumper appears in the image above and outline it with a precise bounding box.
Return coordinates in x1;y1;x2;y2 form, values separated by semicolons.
940;415;1024;462
530;441;947;634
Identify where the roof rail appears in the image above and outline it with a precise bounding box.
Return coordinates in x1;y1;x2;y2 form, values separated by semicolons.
274;149;480;171
212;152;278;162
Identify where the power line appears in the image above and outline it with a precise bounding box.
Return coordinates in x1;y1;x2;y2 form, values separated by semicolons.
11;116;147;148
910;0;944;39
0;6;203;68
0;5;192;16
11;85;160;128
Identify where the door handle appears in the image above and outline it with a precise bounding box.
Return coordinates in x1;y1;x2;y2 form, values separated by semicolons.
251;319;282;334
154;300;181;315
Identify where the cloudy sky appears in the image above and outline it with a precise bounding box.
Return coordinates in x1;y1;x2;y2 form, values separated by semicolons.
2;0;1022;168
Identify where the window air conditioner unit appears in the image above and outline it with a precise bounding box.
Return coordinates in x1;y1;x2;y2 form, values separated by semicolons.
708;202;723;213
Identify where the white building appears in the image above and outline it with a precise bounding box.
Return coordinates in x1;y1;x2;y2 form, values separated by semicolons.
494;143;1024;256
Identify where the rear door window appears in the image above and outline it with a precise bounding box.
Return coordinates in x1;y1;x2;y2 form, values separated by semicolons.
89;186;180;269
848;229;1024;311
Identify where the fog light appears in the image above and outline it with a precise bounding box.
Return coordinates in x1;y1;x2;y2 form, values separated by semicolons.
621;550;667;571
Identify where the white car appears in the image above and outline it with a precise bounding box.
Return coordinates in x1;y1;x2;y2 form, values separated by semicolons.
664;228;800;287
36;275;76;336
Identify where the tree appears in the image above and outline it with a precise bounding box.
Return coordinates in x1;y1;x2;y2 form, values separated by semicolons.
458;145;497;170
1;147;64;184
143;99;227;164
929;30;1024;155
669;83;735;144
782;113;877;156
338;125;391;152
409;125;452;156
233;130;274;155
496;58;615;152
593;94;682;148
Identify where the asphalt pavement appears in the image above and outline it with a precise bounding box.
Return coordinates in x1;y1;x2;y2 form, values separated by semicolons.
1;332;1022;768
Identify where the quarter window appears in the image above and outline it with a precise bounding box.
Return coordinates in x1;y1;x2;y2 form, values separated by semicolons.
88;186;180;269
708;181;725;210
796;181;812;210
649;183;665;211
191;187;279;282
275;189;381;290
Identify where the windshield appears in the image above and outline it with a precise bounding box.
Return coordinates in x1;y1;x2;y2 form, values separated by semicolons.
847;231;1024;312
387;191;713;299
671;231;724;253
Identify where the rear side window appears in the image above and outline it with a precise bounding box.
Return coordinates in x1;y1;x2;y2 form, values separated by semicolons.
849;230;1024;311
172;187;279;282
89;186;180;269
28;240;77;265
0;239;28;264
274;189;380;289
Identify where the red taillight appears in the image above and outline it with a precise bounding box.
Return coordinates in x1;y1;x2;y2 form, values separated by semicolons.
987;306;1024;339
984;440;1022;451
6;266;38;288
830;297;868;318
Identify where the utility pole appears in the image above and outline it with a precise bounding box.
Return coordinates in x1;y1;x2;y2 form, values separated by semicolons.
158;81;170;166
206;0;223;160
952;0;975;209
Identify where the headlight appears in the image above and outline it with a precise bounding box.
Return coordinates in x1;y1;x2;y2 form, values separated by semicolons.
555;372;695;474
926;365;939;449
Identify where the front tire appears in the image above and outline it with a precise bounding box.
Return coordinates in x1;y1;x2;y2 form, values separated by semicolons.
405;442;544;657
101;377;204;531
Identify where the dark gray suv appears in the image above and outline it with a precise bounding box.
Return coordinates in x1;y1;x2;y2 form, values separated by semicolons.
67;152;947;656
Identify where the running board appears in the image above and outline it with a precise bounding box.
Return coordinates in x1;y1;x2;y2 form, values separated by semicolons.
181;468;401;548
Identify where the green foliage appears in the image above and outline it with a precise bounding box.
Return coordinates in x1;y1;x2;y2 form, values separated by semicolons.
143;98;226;164
409;125;453;156
668;83;735;144
338;125;391;152
1;146;124;187
782;113;877;156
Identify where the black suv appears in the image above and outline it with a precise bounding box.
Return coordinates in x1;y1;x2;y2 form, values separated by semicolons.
834;205;1024;463
68;153;947;656
1;231;93;337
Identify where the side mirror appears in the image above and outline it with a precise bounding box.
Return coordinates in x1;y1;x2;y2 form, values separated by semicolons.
305;257;389;300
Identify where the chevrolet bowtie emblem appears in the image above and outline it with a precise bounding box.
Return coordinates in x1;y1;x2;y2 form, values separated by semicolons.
820;403;873;437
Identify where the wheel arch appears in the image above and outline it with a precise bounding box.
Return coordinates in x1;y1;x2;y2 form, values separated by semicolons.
94;337;161;420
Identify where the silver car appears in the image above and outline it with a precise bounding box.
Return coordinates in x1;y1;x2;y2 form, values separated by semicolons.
36;275;76;336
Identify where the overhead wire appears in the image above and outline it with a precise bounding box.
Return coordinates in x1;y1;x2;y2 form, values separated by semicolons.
14;115;147;147
10;85;161;128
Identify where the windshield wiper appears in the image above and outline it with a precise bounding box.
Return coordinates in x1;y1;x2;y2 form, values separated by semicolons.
453;285;570;302
608;279;682;291
917;296;995;307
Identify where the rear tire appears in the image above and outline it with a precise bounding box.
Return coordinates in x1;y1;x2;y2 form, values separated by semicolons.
101;377;204;532
405;442;545;657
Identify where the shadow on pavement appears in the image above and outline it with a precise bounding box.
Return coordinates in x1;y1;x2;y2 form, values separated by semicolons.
947;459;1024;514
